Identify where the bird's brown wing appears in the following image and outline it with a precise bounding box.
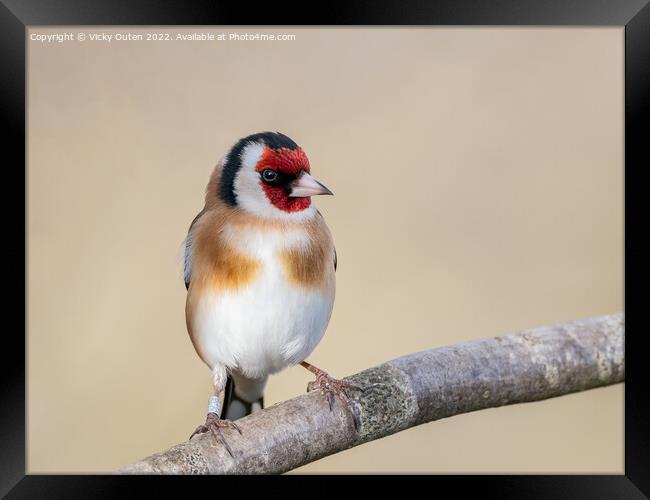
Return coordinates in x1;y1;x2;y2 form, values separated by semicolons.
184;209;206;290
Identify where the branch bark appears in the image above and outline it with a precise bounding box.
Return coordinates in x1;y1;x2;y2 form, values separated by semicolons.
120;313;624;474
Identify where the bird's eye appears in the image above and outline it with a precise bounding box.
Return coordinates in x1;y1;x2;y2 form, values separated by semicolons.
261;169;278;183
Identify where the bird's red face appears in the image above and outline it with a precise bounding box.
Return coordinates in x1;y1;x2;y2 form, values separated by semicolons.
222;132;333;221
255;146;332;214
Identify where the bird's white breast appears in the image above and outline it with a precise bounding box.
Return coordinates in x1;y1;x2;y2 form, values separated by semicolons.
191;223;335;378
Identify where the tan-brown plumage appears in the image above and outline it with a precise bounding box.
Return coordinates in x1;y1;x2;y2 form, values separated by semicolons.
280;219;332;289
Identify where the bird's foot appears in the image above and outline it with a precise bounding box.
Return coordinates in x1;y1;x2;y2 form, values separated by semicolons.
189;412;242;457
305;366;364;432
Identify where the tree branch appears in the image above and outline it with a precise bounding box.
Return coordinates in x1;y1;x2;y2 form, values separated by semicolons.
120;313;624;474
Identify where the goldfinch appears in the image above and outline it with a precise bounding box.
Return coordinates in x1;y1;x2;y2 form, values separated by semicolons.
184;132;360;455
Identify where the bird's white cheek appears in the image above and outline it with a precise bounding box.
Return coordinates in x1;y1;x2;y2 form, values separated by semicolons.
233;142;272;218
233;166;274;216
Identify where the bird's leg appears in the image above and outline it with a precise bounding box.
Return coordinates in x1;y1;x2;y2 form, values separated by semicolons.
189;366;242;458
300;361;364;431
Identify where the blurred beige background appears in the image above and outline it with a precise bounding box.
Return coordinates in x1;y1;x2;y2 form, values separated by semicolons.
27;27;623;473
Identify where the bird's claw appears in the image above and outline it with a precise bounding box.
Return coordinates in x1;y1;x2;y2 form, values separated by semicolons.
307;373;363;432
189;412;241;458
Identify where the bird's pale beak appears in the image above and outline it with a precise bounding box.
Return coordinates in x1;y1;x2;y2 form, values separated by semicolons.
288;171;334;197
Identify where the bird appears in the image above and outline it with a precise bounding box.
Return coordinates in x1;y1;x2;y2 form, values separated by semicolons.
183;131;362;456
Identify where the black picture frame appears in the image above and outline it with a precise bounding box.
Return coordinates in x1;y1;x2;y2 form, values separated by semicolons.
3;0;647;497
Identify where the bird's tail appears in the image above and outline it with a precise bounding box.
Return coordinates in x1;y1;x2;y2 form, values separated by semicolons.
220;374;265;420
